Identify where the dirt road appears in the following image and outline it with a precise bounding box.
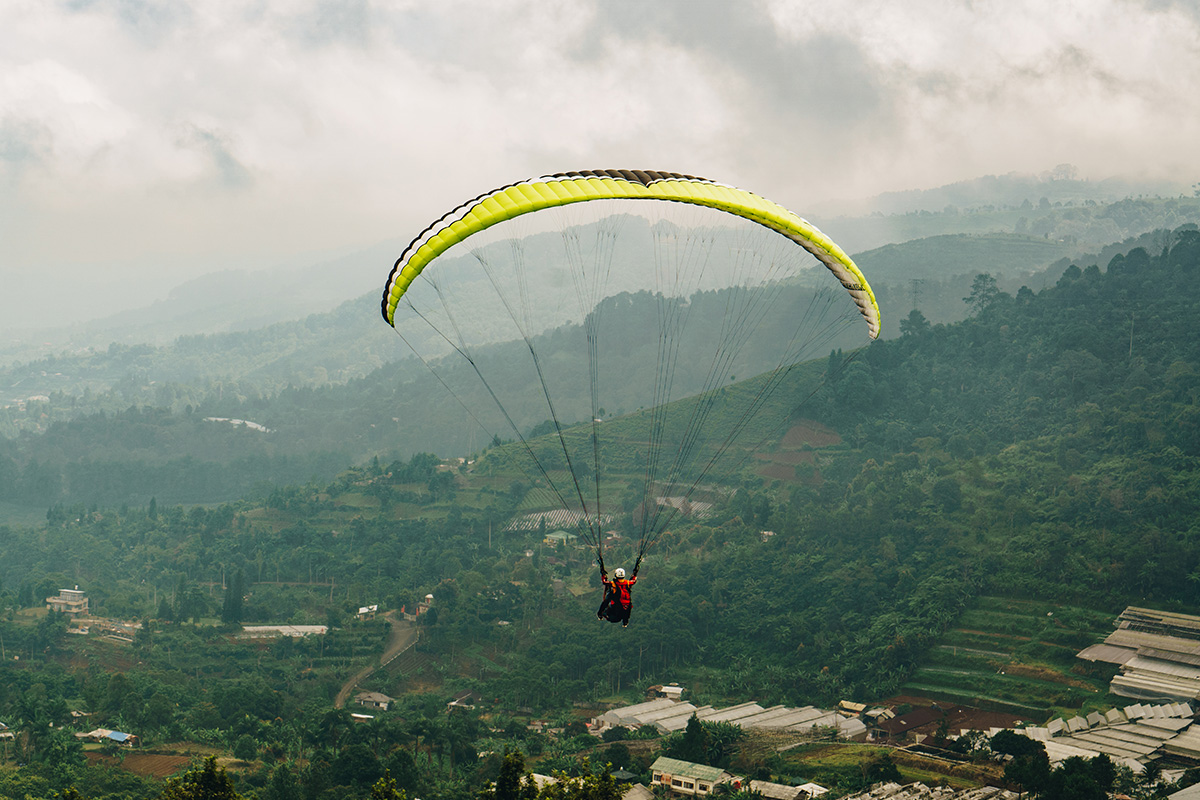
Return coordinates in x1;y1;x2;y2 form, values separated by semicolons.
334;611;417;709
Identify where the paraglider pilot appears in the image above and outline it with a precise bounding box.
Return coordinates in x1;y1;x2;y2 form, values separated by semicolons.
597;562;638;628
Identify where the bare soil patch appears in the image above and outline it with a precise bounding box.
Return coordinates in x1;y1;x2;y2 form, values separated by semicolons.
757;464;799;481
780;420;841;448
85;751;192;778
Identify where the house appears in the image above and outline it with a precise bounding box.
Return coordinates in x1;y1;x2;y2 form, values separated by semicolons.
46;587;89;616
543;530;578;547
355;692;393;711
871;705;954;743
357;605;378;620
646;684;686;701
838;701;866;717
650;757;733;797
75;729;139;747
402;593;436;622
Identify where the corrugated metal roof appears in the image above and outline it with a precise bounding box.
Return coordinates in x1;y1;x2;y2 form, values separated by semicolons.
734;706;793;728
701;702;765;723
749;780;801;800
1078;643;1137;665
750;707;827;729
638;703;699;724
788;711;841;731
651;757;726;782
1126;656;1200;681
654;706;716;732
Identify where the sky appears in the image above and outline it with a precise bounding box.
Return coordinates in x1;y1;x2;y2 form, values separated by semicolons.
3;0;1200;330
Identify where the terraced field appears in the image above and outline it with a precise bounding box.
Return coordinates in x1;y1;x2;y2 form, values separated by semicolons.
902;596;1121;719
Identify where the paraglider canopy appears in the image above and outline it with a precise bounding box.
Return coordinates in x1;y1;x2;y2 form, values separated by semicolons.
379;169;879;570
383;170;879;338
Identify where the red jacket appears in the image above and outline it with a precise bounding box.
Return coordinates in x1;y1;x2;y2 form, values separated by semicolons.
602;574;637;607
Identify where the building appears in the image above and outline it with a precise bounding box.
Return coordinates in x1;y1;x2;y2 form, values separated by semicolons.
750;780;829;800
645;684;686;702
1078;606;1200;702
402;594;435;622
1009;701;1197;773
596;697;865;739
239;625;327;639
839;783;1017;799
75;729;139;747
871;705;953;743
357;604;378;620
543;530;578;547
46;587;89;616
650;757;732;797
355;692;393;711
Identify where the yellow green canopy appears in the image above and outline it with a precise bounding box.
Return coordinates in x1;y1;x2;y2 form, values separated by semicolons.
382;169;879;340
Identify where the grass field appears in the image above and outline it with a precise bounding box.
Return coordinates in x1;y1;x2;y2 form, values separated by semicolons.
902;596;1120;719
774;741;985;792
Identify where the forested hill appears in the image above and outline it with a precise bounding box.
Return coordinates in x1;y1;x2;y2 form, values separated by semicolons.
2;222;1200;519
1;230;1199;723
798;228;1200;604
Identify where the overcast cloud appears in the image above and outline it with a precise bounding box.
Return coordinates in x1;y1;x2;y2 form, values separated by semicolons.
2;0;1199;329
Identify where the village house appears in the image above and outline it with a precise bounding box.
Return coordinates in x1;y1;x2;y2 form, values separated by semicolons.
404;593;435;622
46;586;89;616
355;692;394;711
650;756;733;797
357;604;378;620
870;705;948;743
75;728;139;747
646;684;686;702
543;530;578;548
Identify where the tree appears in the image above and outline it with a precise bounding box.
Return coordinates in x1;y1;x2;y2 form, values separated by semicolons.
899;309;931;337
157;756;243;800
668;715;709;764
964;273;1000;316
480;751;538;800
221;570;245;624
533;769;622;800
862;753;901;785
264;764;301;800
232;734;257;762
370;770;408;800
1004;749;1051;797
990;729;1044;758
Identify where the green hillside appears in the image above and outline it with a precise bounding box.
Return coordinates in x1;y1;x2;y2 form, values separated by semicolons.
3;227;1200;799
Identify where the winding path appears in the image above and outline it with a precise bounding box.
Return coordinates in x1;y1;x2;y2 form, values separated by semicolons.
334;611;418;709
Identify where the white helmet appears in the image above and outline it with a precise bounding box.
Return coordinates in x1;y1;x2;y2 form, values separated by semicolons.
615;568;626;578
